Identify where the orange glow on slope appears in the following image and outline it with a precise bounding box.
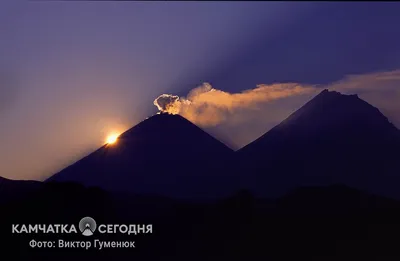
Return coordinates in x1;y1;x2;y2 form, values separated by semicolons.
106;134;119;144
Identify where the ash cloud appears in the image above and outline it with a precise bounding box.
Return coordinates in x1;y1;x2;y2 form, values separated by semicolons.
153;82;316;126
153;94;181;114
153;70;400;150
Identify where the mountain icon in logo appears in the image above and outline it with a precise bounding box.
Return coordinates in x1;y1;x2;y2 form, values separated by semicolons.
79;217;97;236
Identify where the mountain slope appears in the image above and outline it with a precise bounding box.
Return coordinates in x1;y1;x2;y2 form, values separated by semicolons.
237;89;400;198
47;113;238;199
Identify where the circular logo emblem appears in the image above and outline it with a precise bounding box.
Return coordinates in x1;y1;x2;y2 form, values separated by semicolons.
79;217;97;236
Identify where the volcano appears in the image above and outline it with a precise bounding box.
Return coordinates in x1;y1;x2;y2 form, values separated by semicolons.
237;89;400;198
46;113;238;199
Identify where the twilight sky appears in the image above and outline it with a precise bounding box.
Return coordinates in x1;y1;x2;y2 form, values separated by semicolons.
1;1;400;181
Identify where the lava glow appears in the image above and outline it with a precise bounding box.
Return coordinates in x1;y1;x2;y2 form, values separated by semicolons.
106;134;119;144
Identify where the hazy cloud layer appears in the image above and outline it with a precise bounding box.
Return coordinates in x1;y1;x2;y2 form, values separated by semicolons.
154;70;400;149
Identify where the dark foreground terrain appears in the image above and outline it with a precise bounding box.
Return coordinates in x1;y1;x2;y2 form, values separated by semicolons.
1;181;400;261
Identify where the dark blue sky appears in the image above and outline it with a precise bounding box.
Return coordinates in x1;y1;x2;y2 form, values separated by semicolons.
1;1;400;180
202;2;400;90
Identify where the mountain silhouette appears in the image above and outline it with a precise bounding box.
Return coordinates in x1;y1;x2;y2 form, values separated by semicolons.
238;89;400;198
2;90;400;260
3;89;399;201
46;113;239;199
